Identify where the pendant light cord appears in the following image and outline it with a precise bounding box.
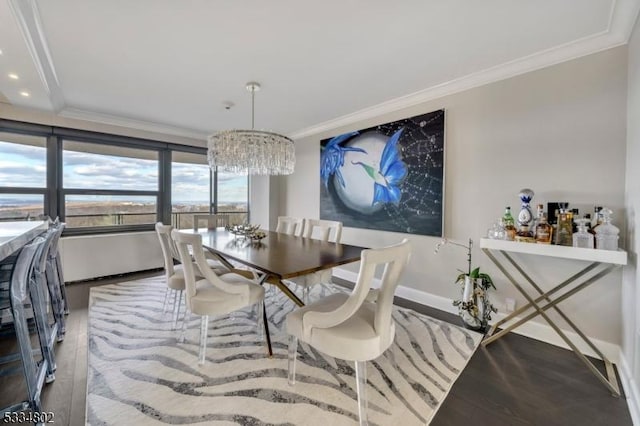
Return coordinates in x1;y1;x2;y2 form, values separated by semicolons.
251;86;255;130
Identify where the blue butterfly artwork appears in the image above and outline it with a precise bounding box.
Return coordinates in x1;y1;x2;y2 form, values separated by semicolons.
319;109;445;237
351;128;407;206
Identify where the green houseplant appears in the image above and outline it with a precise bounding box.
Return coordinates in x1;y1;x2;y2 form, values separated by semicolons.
435;238;497;332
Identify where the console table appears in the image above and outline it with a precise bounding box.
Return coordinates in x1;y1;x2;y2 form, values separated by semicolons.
479;238;627;396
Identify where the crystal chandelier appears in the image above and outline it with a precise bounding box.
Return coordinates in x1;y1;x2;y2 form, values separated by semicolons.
207;82;295;175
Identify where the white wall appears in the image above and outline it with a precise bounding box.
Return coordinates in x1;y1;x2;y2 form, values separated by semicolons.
249;175;282;231
621;13;640;425
284;47;628;351
59;232;163;282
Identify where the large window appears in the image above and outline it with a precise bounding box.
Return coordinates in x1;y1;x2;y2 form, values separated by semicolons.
0;120;250;234
0;132;47;220
171;153;250;229
62;141;160;228
217;172;249;225
171;152;211;229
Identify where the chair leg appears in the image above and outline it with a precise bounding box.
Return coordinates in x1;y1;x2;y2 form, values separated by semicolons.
179;309;190;343
171;289;178;317
287;335;298;385
55;256;69;315
257;302;264;339
162;288;170;313
355;361;369;426
198;315;209;365
173;290;183;330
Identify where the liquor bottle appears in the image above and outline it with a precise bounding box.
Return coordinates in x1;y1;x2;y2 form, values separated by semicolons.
592;206;603;229
535;213;552;244
555;204;573;246
517;189;535;229
571;208;579;233
573;218;594;249
502;206;516;241
595;208;619;251
584;213;596;239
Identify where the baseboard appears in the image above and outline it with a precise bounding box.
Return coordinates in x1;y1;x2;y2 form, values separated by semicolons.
619;353;640;425
333;267;621;363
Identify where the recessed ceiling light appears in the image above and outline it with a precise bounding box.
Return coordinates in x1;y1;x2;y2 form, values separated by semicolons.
20;91;30;97
8;73;19;80
0;49;3;55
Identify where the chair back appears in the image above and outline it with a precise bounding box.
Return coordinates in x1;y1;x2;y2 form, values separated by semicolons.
10;237;45;304
9;236;47;393
356;238;411;344
193;214;230;231
46;221;65;261
171;230;249;309
303;219;342;243
276;216;305;236
155;222;179;278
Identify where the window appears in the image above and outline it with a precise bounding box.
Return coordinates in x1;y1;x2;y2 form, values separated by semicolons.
62;140;160;229
0;119;252;235
0;132;47;221
171;151;211;229
217;172;249;225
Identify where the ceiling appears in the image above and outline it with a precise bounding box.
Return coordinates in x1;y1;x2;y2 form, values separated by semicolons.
0;0;638;140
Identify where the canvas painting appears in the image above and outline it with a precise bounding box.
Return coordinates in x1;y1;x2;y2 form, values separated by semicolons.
320;109;444;236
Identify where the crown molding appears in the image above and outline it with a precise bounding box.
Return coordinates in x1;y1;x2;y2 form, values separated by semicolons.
289;0;640;140
58;107;208;141
8;0;64;112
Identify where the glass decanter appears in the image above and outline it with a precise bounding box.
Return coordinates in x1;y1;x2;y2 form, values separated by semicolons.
555;203;573;246
573;218;594;249
595;208;619;251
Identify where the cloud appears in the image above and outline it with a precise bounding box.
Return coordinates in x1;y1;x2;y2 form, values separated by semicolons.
0;141;46;162
0;163;46;187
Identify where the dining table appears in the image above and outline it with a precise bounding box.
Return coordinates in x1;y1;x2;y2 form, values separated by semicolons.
186;228;367;355
0;220;49;262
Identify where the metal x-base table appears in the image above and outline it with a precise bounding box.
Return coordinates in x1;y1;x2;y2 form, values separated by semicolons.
479;238;627;397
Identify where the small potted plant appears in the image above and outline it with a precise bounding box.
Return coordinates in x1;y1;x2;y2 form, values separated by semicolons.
435;238;497;332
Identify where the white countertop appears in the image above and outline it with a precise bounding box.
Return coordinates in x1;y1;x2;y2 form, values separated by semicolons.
0;221;49;261
479;237;628;265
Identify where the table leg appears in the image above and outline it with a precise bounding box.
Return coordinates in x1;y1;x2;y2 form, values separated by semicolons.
481;248;621;396
274;279;305;307
255;273;273;357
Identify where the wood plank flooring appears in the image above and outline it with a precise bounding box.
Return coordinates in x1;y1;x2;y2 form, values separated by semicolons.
0;272;633;425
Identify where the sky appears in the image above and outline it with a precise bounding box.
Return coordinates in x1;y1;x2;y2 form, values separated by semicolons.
0;140;248;204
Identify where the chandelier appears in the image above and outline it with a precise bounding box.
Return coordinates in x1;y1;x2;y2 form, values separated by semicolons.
207;82;295;175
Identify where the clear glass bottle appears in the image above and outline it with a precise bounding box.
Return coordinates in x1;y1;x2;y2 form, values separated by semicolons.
573;218;594;249
555;203;573;246
595;208;619;251
592;206;603;229
535;213;552;244
502;207;516;241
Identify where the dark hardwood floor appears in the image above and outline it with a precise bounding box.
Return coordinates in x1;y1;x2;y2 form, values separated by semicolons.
0;272;633;425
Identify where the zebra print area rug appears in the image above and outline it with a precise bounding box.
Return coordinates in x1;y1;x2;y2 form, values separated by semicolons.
86;276;481;425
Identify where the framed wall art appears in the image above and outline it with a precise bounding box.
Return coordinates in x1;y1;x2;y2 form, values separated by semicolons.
320;109;445;236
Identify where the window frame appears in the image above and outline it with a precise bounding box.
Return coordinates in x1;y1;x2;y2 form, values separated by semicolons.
0;118;250;236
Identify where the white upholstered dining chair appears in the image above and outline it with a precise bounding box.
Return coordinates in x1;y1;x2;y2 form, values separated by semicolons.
275;216;305;236
155;223;228;329
286;238;411;426
171;230;266;365
286;219;343;303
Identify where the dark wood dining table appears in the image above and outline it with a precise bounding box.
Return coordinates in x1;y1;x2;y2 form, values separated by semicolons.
186;228;367;355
